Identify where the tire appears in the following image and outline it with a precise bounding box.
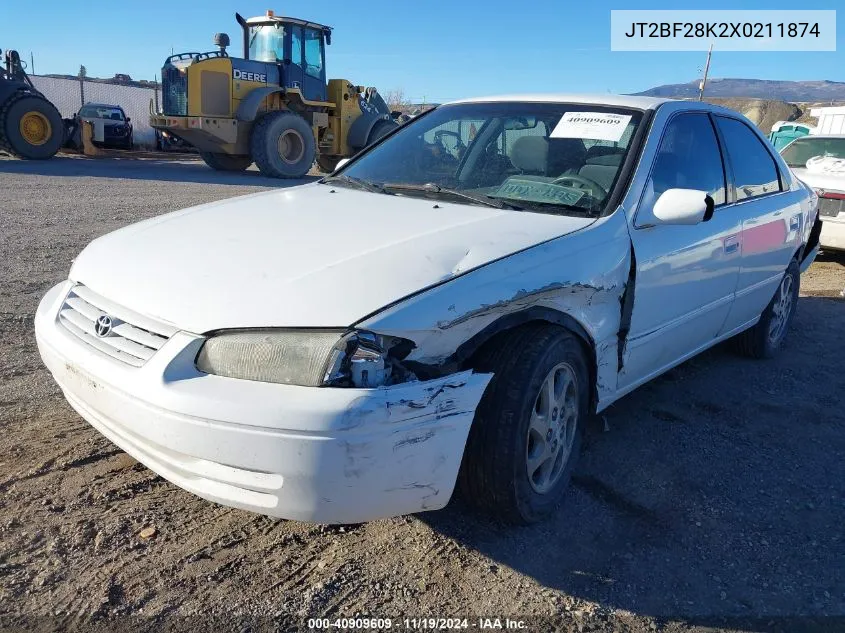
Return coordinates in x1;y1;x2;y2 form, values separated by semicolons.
733;259;800;359
366;119;398;146
459;323;590;524
0;92;64;159
250;111;315;178
316;155;341;173
199;151;252;172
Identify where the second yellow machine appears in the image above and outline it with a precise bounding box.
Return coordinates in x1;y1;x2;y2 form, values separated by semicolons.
150;10;398;177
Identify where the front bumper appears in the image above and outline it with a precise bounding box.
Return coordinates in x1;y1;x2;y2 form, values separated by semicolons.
149;114;241;151
35;281;491;523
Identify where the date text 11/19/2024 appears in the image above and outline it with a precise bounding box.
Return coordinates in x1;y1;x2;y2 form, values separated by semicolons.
307;617;528;630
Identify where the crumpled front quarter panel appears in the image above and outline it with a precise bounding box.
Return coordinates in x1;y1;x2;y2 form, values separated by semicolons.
359;211;632;406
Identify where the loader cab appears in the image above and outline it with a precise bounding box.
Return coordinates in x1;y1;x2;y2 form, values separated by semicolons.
238;12;331;103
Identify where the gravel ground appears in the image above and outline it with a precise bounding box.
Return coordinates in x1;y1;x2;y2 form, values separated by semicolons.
1;156;844;633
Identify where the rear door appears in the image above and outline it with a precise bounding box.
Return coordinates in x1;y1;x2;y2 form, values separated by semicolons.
620;111;741;390
713;115;803;332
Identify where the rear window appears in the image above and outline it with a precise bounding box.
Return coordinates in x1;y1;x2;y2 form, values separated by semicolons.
79;105;125;121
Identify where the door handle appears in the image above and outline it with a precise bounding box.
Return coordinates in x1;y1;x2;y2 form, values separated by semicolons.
724;235;740;254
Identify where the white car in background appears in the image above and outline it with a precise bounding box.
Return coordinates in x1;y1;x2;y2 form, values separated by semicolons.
36;95;818;525
780;135;845;251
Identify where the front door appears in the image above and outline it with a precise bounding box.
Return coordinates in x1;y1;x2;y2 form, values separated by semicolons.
284;25;305;92
620;112;741;391
301;28;327;102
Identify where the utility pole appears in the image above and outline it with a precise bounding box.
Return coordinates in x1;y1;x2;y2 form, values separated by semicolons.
698;43;713;101
30;52;34;75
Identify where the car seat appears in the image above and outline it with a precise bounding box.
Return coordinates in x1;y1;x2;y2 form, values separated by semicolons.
510;136;587;176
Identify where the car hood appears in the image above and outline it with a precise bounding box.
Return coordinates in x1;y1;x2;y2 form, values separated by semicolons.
790;167;845;192
70;184;593;332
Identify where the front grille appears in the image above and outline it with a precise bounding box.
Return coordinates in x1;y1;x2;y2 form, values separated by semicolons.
58;285;177;367
819;197;844;218
162;64;188;116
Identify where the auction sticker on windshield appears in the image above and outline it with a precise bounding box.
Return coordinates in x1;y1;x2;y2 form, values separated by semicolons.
493;177;586;206
551;112;632;141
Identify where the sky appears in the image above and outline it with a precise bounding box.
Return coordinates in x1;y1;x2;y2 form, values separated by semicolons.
1;0;842;102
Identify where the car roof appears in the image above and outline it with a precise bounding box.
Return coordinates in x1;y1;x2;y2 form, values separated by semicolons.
445;94;672;110
81;103;123;109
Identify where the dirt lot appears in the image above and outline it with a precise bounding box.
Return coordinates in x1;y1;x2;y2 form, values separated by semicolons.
1;156;844;633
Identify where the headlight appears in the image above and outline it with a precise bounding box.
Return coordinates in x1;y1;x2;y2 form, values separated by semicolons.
196;329;412;388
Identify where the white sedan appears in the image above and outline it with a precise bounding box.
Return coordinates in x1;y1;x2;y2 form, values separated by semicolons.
780;134;845;251
35;95;819;524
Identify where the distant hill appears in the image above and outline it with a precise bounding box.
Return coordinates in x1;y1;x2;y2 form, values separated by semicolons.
635;78;845;101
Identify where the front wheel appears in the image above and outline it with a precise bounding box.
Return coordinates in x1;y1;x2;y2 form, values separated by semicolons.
733;259;800;359
459;324;589;524
0;93;64;159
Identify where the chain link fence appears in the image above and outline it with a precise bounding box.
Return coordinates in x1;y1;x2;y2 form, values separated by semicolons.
29;76;162;148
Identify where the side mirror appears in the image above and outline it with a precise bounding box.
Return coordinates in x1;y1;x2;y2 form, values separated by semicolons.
652;189;714;225
335;158;350;171
125;117;131;123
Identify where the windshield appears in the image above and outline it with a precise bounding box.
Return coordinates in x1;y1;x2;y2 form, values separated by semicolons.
781;137;845;167
79;105;124;121
249;24;285;62
332;102;642;215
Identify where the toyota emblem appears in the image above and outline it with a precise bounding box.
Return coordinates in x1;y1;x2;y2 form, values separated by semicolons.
95;314;113;337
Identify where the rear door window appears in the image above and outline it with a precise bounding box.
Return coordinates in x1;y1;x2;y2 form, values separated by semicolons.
715;116;781;201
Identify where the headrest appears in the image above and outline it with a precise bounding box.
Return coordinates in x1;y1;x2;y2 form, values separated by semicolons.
510;135;549;173
586;145;625;162
586;152;625;166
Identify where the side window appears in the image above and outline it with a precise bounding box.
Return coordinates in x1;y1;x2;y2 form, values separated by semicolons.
715;116;781;201
290;26;303;66
304;29;323;78
648;113;726;205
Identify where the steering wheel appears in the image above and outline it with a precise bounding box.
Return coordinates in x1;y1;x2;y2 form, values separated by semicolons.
433;130;465;156
551;174;607;199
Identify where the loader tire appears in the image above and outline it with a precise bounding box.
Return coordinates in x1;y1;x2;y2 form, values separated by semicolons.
316;155;341;173
199;151;252;172
0;92;64;159
366;119;398;146
251;111;315;178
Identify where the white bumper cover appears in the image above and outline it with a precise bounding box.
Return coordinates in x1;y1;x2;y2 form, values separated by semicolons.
35;281;492;523
820;216;845;251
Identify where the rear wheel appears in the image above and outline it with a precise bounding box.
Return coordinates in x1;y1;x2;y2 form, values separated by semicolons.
316;155;341;173
199;151;252;171
0;92;64;159
459;324;589;524
250;111;315;178
733;259;800;359
366;119;398;146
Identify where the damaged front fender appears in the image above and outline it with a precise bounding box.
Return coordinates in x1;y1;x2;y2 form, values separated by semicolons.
357;211;634;411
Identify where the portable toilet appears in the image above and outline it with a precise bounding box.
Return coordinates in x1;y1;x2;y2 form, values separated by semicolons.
769;121;814;150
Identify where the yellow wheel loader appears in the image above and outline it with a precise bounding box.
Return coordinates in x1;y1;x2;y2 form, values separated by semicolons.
0;49;64;160
150;10;398;178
